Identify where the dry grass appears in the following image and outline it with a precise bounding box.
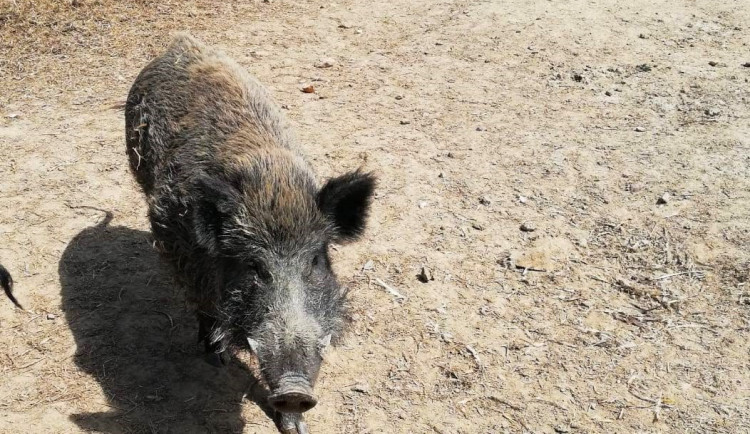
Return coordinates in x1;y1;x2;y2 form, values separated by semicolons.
0;0;256;104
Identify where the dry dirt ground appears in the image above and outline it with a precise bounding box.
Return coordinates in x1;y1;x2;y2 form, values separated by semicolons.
1;0;749;433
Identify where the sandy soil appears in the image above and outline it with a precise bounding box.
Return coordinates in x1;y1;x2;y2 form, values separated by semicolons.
1;0;749;433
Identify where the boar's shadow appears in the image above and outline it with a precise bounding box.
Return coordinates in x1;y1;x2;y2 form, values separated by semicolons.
59;213;276;433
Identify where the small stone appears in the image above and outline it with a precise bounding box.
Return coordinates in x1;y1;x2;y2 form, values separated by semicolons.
572;73;583;82
6;113;20;119
471;222;484;231
418;200;429;209
605;90;612;96
438;172;445;178
634;126;646;132
636;64;652;72
520;222;536;232
476;126;486;131
314;58;336;68
361;260;374;272
315;57;336;68
395;95;404;100
743;62;750;68
638;33;648;39
400;119;410;125
518;195;528;204
338;23;352;29
447;152;455;158
351;383;370;394
417;266;434;283
354;28;363;34
479;196;492;205
46;313;56;320
704;107;720;117
708;61;718;67
656;192;670;205
435;41;444;46
301;85;315;93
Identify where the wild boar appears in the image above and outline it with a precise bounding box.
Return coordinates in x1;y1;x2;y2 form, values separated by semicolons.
125;34;375;432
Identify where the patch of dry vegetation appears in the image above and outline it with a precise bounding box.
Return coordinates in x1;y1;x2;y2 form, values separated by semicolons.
0;0;252;103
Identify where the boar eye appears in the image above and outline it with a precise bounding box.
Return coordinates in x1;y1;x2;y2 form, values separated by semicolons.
248;261;271;280
311;255;320;267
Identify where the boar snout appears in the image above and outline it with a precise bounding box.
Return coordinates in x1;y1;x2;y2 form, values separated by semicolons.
269;375;318;413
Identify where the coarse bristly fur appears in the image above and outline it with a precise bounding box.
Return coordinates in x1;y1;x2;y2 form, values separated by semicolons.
124;33;376;396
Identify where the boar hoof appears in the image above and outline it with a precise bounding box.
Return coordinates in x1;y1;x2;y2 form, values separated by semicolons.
276;412;309;434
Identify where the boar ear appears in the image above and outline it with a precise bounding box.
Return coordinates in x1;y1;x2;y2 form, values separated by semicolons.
246;337;260;354
192;175;242;254
317;171;376;242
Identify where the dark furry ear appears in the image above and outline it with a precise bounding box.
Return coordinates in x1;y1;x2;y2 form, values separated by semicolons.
317;171;376;242
192;175;242;254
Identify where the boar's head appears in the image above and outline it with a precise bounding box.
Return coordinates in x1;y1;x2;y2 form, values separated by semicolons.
191;154;375;414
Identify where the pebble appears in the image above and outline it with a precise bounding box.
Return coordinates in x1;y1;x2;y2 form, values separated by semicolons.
520;222;537;232
471;222;484;231
708;61;719;67
704;107;721;117
476;126;486;131
635;126;646;132
605;90;612;96
351;383;370;394
361;260;374;272
46;313;56;320
417;266;434;283
518;195;528;204
479;196;492;205
395;95;404;100
636;64;652;72
314;58;336;68
656;192;670;205
301;85;315;93
743;62;750;68
400;119;410;125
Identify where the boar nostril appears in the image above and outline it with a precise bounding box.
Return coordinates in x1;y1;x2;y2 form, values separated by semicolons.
298;399;315;412
269;391;318;413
